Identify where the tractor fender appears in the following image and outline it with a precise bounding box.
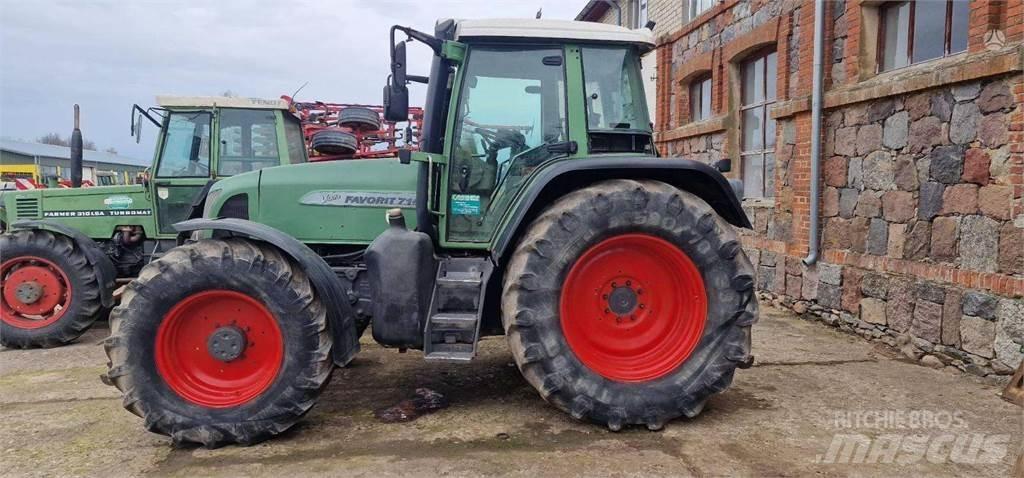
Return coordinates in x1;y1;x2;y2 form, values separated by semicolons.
173;218;360;367
491;157;751;263
10;220;118;308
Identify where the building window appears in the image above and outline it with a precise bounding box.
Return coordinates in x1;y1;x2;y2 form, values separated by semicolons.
878;0;969;72
688;74;712;122
740;49;777;199
689;0;715;19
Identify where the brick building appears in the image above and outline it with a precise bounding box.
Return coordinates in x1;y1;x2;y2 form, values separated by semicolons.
626;0;1022;377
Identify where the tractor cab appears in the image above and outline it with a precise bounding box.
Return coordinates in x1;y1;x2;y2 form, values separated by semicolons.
132;96;306;234
383;19;656;244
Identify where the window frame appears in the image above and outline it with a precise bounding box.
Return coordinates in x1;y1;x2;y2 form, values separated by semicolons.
689;0;715;20
876;0;968;73
688;73;713;123
738;48;777;199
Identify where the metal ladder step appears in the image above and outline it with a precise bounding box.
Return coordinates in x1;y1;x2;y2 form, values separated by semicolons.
423;256;493;362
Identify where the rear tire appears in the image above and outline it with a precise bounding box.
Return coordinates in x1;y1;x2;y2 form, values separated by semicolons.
1;230;103;348
104;238;333;447
502;179;757;431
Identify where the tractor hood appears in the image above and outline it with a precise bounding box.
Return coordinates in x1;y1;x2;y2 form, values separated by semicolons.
0;184;151;226
223;158;419;245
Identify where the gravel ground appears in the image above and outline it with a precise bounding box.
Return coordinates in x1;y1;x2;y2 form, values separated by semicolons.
0;304;1019;477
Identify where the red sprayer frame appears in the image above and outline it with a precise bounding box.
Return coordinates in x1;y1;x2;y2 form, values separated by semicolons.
282;96;424;162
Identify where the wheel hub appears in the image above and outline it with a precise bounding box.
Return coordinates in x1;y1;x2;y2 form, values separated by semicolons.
207;326;247;362
14;281;43;305
155;290;284;408
607;284;640;317
2;256;71;329
560;234;708;382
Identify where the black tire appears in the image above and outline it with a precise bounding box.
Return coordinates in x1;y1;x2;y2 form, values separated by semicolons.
502;179;757;431
103;238;333;447
1;229;104;348
311;129;358;155
338;106;381;132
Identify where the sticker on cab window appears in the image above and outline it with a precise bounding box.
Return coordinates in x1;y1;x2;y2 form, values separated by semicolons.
450;194;481;216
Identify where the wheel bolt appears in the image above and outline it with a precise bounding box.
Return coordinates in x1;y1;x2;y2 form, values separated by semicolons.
639;304;645;309
602;294;608;299
626;280;632;286
611;282;617;287
604;308;610;314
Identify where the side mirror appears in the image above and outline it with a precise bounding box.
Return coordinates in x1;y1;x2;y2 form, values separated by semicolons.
713;158;732;173
133;116;143;144
384;41;410;122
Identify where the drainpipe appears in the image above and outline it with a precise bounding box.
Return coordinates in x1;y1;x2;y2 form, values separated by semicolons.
803;0;826;266
598;0;622;26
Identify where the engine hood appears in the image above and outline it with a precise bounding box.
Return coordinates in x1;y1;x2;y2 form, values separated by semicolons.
254;158;419;244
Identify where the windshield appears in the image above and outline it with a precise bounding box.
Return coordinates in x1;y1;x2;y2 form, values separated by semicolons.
155;112;211;178
581;46;650;131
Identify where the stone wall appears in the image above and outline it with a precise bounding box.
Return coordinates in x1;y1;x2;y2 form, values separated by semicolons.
751;75;1023;376
652;0;1024;380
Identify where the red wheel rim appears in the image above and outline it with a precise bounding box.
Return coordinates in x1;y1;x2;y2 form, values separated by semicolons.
155;290;284;408
1;256;72;329
559;234;707;382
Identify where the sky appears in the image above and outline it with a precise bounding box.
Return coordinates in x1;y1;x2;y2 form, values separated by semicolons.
0;0;586;161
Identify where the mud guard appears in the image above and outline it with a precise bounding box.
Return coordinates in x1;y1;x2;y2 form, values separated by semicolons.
173;218;360;367
10;220;118;308
491;157;752;263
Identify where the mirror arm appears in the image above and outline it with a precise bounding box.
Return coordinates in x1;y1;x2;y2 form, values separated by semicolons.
407;75;430;84
131;104;161;130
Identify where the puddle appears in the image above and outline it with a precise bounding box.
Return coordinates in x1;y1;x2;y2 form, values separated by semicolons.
374;388;449;423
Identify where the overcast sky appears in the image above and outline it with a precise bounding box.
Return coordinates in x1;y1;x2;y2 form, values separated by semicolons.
0;0;585;160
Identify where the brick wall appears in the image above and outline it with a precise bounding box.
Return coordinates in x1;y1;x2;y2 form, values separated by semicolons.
653;0;1024;379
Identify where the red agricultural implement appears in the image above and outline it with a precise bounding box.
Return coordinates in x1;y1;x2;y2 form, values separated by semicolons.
282;96;424;162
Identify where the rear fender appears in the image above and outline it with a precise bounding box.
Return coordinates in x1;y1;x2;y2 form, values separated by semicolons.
492;157;751;263
10;220;117;308
173;218;359;367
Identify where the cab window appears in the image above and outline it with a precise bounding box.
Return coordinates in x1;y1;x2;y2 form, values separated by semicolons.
217;109;281;175
447;46;567;242
581;47;650;131
283;114;307;164
155;112;212;178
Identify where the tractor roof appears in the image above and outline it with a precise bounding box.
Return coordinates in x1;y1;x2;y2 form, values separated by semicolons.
452;19;655;52
156;96;289;110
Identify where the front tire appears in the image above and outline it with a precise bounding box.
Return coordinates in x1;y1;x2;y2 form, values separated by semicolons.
104;239;332;447
1;230;104;348
502;180;757;431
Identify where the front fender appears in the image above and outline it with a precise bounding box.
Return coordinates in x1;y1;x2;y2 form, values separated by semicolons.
11;220;117;308
173;218;359;367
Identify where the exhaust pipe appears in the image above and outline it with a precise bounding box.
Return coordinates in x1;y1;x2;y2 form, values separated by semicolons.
70;104;83;188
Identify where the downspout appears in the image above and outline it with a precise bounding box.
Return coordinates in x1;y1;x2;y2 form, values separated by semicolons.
802;0;826;266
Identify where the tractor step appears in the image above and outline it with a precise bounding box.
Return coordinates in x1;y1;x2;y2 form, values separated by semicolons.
424;257;493;362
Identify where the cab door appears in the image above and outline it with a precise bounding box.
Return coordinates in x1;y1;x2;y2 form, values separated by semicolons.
152;111;213;235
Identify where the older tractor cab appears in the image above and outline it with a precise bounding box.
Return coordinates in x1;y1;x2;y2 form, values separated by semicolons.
105;19;757;447
0;96;306;348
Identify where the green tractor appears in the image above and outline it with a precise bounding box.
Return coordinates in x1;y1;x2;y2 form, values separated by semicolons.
103;18;757;447
0;96;309;348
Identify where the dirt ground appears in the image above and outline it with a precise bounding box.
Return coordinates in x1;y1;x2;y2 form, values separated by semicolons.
1;304;1020;477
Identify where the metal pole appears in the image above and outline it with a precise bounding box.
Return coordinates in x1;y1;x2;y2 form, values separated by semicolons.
803;0;826;266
